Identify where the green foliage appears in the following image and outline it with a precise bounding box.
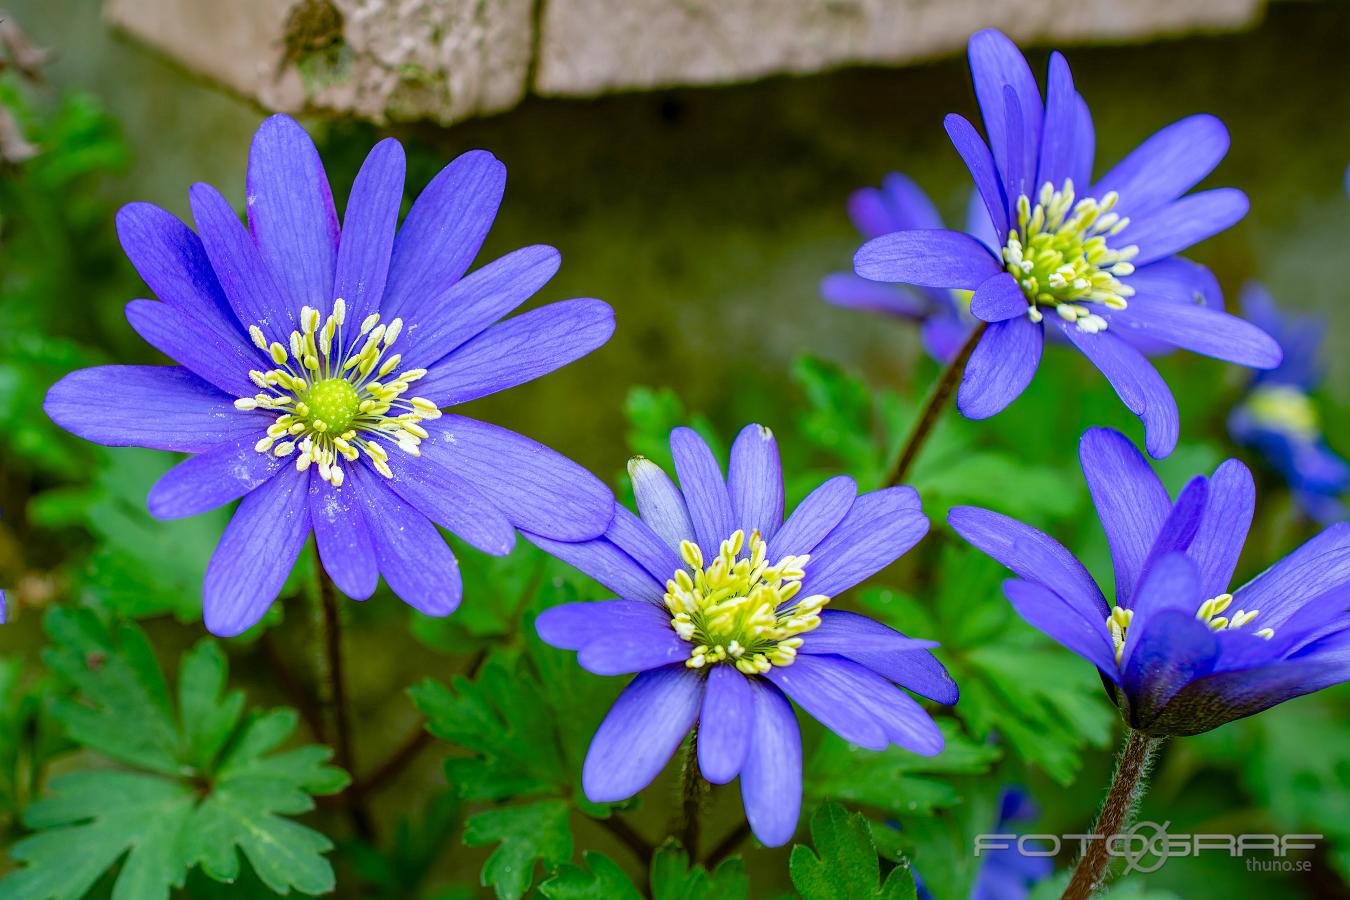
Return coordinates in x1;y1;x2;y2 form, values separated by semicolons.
0;610;347;899
624;386;725;471
789;802;918;900
462;801;574;900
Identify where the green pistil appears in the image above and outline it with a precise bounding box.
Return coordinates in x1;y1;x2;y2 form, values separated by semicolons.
664;529;830;675
306;378;359;434
1002;179;1140;333
1245;385;1319;440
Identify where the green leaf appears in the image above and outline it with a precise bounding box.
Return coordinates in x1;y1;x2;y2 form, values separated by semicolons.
0;610;347;899
650;842;749;900
463;800;574;900
789;802;918;900
623;387;723;473
539;850;642;900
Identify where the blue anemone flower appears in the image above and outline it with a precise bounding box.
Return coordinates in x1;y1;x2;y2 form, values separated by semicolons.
821;173;985;362
853;29;1281;459
1229;283;1349;524
43;115;616;636
531;424;957;846
950;427;1350;737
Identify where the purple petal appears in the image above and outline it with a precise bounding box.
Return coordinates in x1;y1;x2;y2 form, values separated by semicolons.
125;299;258;397
764;655;888;750
1127;552;1203;633
1120;188;1249;267
397;245;560;369
1147;655;1350;736
417;299;614;405
44;366;269;453
1079;427;1171;603
526;533;664;603
244;115;338;317
922;315;973;366
1122;608;1218;729
577;618;689;676
807;610;958;704
628;457;696;550
944;113;1008;240
854;230;1001;289
1188;459;1255;599
957;316;1042;419
849;173;944;238
800;613;937;655
1000;84;1031;209
728;424;784;541
969;273;1028;322
671;427;736;555
1105;301;1281;369
382;150;507;322
535;600;670;650
147;436;285;520
1126;257;1224;309
190;182;296;336
769;476;856;559
348;464;461;616
1002;579;1118;680
1071;93;1096;190
605;505;683;584
845;660;945;755
797;487;927;598
383;454;516;557
967;29;1043;200
740;682;801;847
423;415;614;542
1035;53;1081;189
821;273;930;320
1094;115;1230;219
202;466;311;636
333;138;405;327
115;202;240;340
1059;322;1178;459
582;666;704;803
1232;523;1350;629
1137;477;1209;580
697;665;754;784
309;473;378;601
947;505;1109;623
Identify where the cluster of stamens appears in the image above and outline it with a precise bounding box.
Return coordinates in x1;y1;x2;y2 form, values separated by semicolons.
1244;384;1320;440
1003;180;1139;333
1107;593;1275;666
233;299;441;487
664;530;829;675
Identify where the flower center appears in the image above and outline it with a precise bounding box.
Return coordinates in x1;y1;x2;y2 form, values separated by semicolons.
1244;385;1319;440
1002;180;1139;333
233;299;443;487
664;529;829;675
1107;592;1274;666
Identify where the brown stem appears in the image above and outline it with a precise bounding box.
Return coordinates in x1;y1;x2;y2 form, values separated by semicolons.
674;729;708;857
595;813;657;866
310;547;376;841
1062;729;1162;900
704;821;751;869
883;321;988;488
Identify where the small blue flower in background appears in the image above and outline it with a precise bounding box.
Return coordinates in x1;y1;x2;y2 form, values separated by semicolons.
821;173;986;363
951;427;1350;736
914;787;1053;900
853;29;1282;459
44;115;616;636
531;424;957;846
1229;283;1349;524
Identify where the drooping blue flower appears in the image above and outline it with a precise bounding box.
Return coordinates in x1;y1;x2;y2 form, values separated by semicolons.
821;174;985;362
950;427;1350;736
914;787;1053;900
531;424;957;846
44;115;616;636
853;29;1281;459
1228;283;1349;523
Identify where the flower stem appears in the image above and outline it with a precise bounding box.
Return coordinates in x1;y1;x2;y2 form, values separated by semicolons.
883;321;987;488
1062;729;1162;900
675;728;709;857
309;547;375;841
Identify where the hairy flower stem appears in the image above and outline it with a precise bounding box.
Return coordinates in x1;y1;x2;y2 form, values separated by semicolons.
309;549;375;841
675;728;710;857
884;321;988;488
1062;729;1162;900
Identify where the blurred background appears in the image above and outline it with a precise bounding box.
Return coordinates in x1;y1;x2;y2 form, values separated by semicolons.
1;0;1349;897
